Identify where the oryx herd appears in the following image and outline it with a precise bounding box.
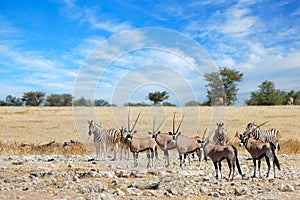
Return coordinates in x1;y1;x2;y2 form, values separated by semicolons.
88;111;281;181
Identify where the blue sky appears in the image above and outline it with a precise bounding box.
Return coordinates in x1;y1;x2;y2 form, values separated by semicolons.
0;0;299;105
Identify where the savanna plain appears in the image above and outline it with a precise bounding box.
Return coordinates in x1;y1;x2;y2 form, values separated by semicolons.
0;106;300;199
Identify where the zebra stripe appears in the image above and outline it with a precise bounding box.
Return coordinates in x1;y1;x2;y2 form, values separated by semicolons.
245;123;280;150
88;120;121;160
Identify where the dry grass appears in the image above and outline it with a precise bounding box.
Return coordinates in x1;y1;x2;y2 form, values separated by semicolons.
0;140;88;156
0;106;300;155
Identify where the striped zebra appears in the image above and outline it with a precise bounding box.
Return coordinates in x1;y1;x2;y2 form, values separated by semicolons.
119;126;131;160
88;120;121;160
245;122;280;151
213;122;229;146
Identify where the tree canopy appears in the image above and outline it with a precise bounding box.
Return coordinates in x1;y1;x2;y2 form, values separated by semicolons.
46;93;73;106
246;80;285;105
204;67;243;105
22;91;45;106
147;91;169;106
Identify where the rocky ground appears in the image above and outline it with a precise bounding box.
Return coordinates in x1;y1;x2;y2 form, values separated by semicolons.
1;153;300;200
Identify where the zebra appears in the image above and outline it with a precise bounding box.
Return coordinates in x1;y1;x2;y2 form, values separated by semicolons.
119;126;131;160
286;97;293;106
213;122;229;146
88;120;121;160
244;122;280;152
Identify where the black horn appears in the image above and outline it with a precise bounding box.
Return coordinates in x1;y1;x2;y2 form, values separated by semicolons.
152;116;156;133
175;114;185;133
128;110;131;131
154;115;168;133
131;111;141;131
173;112;176;134
202;128;207;141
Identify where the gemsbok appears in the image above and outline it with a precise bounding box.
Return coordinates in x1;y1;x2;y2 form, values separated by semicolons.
148;116;176;167
198;129;244;181
170;113;202;168
125;111;157;168
244;121;280;152
239;133;280;179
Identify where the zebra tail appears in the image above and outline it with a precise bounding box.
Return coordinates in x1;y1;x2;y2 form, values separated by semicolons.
270;142;281;170
231;145;243;176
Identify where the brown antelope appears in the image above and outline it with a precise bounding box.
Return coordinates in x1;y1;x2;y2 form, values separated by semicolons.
243;121;280;153
148;116;176;167
239;133;280;178
198;130;244;180
170;113;202;168
125;111;157;168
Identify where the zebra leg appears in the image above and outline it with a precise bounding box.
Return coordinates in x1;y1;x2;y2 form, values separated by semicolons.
113;144;118;161
252;159;257;178
119;145;123;160
95;142;100;160
265;157;271;178
213;162;218;180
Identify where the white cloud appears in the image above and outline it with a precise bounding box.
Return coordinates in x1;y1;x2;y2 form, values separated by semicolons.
60;1;132;34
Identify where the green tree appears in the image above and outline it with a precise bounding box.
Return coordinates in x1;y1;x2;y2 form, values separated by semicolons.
95;99;109;106
204;67;243;105
73;97;92;106
246;80;284;105
185;100;200;106
22;91;45;106
162;102;176;106
147;91;169;106
5;95;22;106
46;94;62;106
124;102;150;106
61;94;73;106
45;94;72;106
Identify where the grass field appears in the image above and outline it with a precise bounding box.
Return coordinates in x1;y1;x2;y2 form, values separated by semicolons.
1;106;300;155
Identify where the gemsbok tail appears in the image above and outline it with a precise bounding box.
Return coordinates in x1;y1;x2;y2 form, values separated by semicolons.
232;145;243;176
270;142;281;170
